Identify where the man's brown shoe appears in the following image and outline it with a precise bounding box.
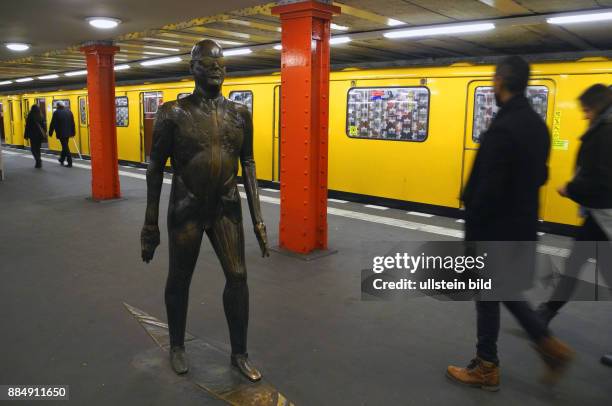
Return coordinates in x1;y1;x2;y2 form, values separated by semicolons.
446;357;500;392
535;336;574;384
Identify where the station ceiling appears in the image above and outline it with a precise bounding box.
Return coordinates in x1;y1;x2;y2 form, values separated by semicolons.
1;0;612;93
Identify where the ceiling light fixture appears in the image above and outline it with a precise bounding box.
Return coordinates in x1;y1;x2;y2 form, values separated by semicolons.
273;44;282;50
38;74;59;80
64;70;88;77
114;64;130;71
87;17;122;29
547;11;612;25
331;23;350;31
5;43;30;51
142;37;181;44
223;48;253;56
387;18;406;27
0;80;13;85
330;36;352;45
15;77;34;82
384;22;495;39
140;56;182;66
143;45;181;52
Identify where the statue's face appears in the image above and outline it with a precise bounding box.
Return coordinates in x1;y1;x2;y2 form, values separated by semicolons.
191;56;226;88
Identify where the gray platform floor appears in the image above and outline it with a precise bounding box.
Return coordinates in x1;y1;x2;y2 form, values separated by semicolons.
1;147;611;405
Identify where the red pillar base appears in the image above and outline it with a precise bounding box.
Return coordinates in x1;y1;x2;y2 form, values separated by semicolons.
80;42;121;200
272;1;340;255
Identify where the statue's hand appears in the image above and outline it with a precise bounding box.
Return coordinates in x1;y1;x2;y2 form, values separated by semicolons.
254;222;270;257
141;224;160;263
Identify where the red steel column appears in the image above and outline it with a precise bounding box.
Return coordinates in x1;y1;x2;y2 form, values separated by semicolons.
80;42;121;200
272;0;340;254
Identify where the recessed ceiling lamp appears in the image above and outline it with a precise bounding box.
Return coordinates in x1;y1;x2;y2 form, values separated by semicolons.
547;11;612;25
384;23;495;39
387;18;406;27
87;17;122;29
5;43;30;51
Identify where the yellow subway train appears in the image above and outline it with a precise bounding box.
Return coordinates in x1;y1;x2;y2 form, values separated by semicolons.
2;58;611;228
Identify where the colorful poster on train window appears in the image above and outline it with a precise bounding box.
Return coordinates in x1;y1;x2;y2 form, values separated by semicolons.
347;87;429;141
472;85;549;143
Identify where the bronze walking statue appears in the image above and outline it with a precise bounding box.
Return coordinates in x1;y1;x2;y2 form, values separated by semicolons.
140;39;269;381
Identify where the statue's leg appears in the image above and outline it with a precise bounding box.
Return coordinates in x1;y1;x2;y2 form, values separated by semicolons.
166;220;204;348
206;215;248;355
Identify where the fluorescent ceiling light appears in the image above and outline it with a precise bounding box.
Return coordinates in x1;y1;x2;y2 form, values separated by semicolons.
144;45;180;52
65;70;88;76
142;37;180;44
38;74;59;80
140;56;182;66
387;18;406;27
547;11;612;25
114;64;130;71
142;51;167;56
273;44;282;50
87;17;121;29
330;36;351;45
224;48;252;56
6;43;30;51
0;80;13;85
331;23;349;31
384;23;495;39
16;77;34;82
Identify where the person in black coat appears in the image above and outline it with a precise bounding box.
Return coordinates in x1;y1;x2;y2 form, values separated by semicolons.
24;104;46;168
48;103;76;167
446;56;573;391
534;84;612;366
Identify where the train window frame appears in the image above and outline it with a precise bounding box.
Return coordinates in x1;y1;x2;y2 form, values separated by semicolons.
228;90;254;115
115;96;129;127
52;99;71;111
345;86;431;142
472;85;550;143
79;97;87;126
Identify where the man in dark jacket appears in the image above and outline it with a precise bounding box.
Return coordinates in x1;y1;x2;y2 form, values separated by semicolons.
49;103;76;167
446;56;573;391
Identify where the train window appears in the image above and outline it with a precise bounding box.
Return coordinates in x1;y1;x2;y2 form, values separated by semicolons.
79;97;87;126
52;99;71;110
115;96;129;127
229;91;253;114
144;92;163;114
177;93;191;100
472;86;549;143
346;87;430;141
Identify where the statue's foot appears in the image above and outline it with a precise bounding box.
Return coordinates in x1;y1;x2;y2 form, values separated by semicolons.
170;346;189;375
231;353;262;382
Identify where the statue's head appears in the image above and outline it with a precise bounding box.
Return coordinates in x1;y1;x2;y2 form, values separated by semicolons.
190;39;225;89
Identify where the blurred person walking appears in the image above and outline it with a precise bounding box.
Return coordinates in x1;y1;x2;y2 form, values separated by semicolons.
24;104;46;168
48;102;75;167
535;84;612;366
446;56;573;391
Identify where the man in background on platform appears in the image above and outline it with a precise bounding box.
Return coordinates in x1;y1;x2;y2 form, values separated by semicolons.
48;102;76;168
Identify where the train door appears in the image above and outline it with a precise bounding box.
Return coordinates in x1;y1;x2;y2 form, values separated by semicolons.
140;91;163;162
22;99;30;148
272;85;281;182
461;79;556;217
8;101;14;144
0;102;4;142
77;96;90;156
